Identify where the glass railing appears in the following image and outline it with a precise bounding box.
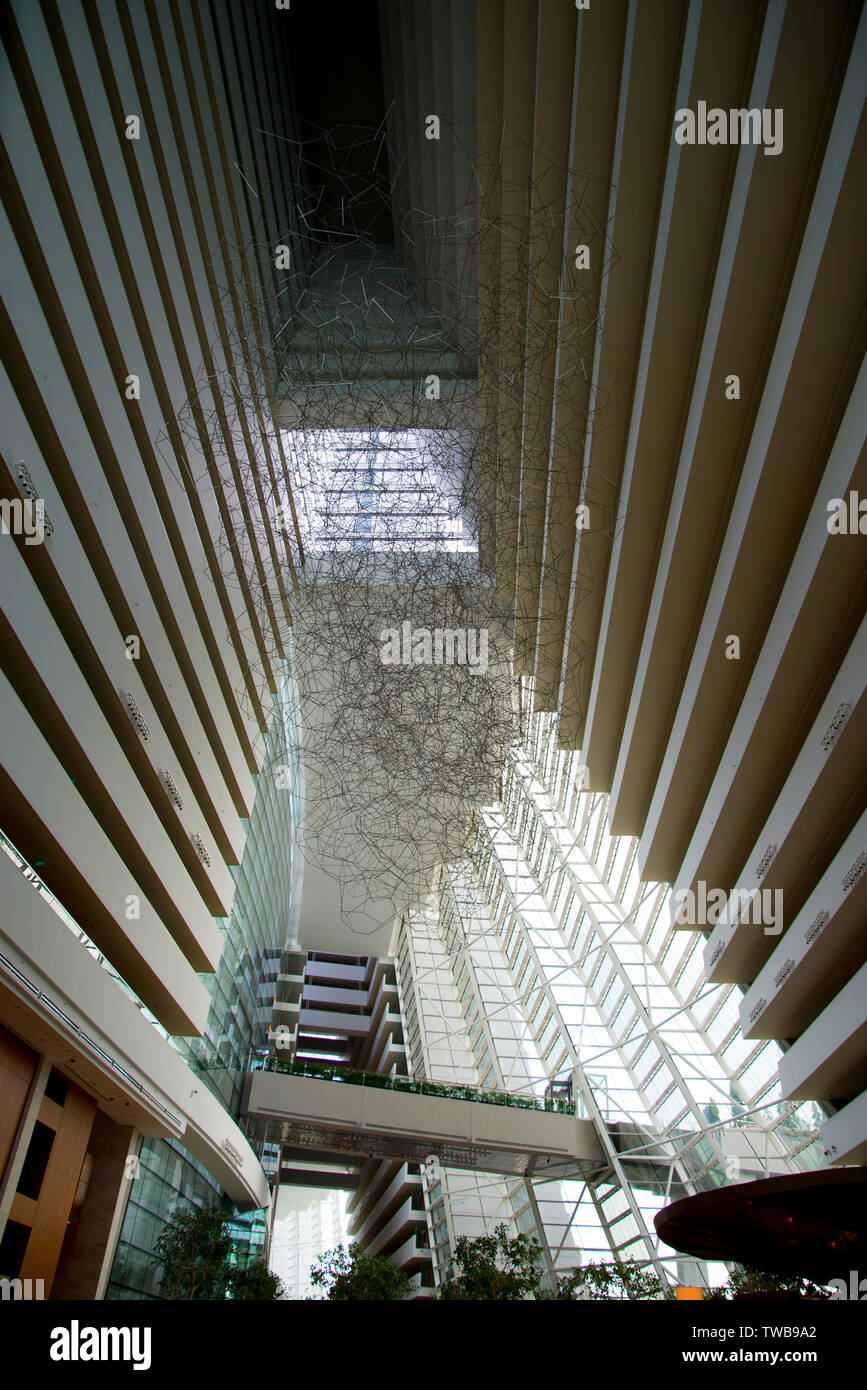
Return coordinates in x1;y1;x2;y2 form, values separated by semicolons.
249;1053;574;1114
0;827;177;1052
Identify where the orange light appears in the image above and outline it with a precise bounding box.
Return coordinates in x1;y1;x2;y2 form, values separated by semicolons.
676;1286;704;1300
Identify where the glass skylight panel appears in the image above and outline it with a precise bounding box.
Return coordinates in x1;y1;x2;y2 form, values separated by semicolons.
284;428;475;556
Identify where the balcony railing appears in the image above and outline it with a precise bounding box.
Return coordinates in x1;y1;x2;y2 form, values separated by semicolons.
0;827;176;1051
249;1053;574;1114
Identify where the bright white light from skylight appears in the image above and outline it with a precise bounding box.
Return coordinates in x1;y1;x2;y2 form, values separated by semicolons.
283;428;476;555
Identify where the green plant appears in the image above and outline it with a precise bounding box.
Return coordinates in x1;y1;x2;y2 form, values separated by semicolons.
310;1243;412;1300
152;1205;283;1301
152;1205;235;1300
263;1057;571;1113
229;1260;284;1300
438;1223;546;1300
705;1263;832;1300
552;1257;665;1300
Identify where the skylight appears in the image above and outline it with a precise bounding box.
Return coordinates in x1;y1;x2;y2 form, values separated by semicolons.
283;428;476;556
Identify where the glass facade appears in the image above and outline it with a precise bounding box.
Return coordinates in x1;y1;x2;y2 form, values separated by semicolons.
106;661;302;1299
395;693;827;1292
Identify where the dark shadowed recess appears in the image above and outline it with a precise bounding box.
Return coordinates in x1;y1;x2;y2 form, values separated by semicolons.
285;0;394;244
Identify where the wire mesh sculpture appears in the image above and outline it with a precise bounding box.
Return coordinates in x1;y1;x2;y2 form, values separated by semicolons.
160;110;621;940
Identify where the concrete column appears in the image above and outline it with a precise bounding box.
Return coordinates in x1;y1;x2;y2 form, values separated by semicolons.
0;1056;51;1237
49;1114;139;1301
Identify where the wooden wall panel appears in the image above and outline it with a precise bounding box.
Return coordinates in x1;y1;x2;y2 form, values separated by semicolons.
19;1081;96;1291
0;1021;38;1186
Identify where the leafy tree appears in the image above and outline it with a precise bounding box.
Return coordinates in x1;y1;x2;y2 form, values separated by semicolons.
438;1223;546;1300
310;1243;412;1300
152;1205;235;1300
435;1230;668;1301
229;1260;284;1300
553;1257;665;1301
705;1263;832;1300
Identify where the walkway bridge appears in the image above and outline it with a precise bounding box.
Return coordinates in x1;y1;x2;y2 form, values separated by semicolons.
243;1061;793;1193
244;1060;611;1179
